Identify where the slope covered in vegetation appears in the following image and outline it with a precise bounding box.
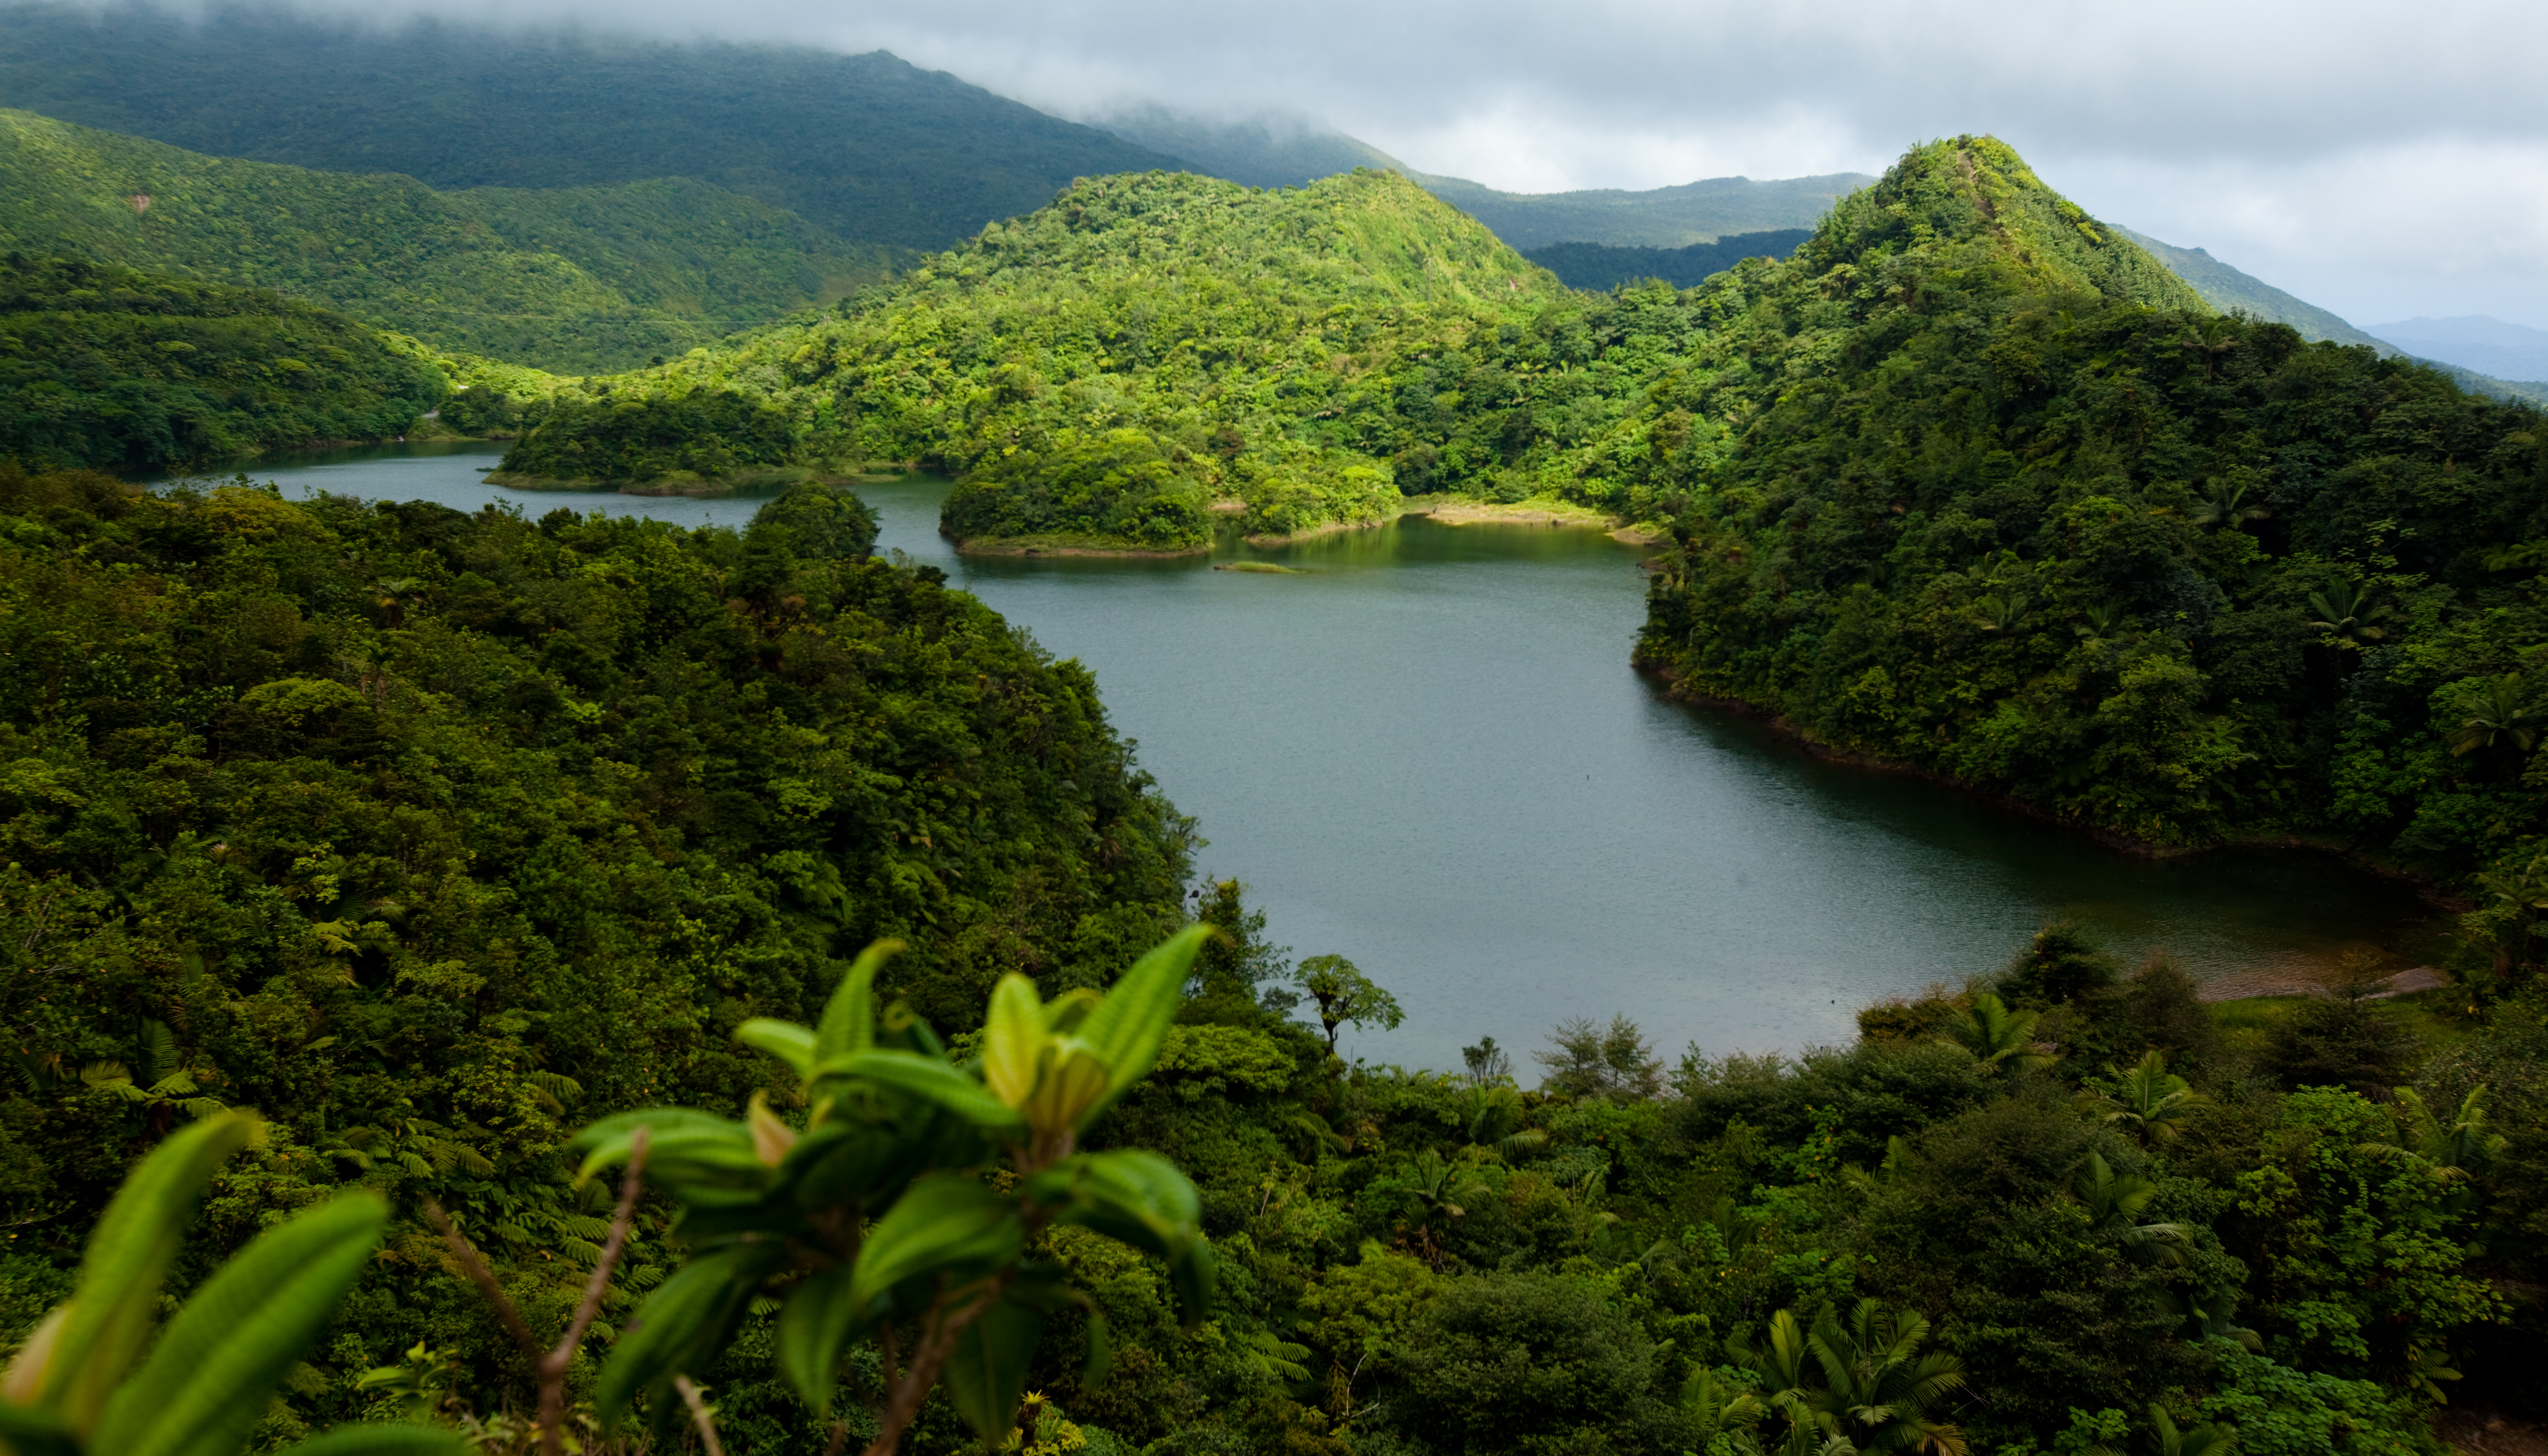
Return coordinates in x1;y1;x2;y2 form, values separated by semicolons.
0;3;1182;251
622;167;1568;548
0;253;447;469
1523;228;1814;292
0;107;900;373
1596;138;2548;896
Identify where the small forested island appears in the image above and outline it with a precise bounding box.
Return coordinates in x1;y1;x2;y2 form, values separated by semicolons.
13;120;2548;1456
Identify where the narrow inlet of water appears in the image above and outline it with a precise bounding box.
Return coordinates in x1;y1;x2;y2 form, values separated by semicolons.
189;444;2448;1069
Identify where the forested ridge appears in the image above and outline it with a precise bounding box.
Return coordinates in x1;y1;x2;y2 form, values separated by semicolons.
0;107;904;374
0;253;448;469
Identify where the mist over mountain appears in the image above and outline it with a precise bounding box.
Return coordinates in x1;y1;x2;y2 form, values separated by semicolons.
2366;316;2548;384
1090;106;1406;189
1407;172;1869;250
0;2;1183;250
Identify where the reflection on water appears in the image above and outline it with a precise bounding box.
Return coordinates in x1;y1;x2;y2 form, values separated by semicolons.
217;442;2446;1068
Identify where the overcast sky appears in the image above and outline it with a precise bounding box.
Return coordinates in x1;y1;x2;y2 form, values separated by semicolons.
318;0;2548;329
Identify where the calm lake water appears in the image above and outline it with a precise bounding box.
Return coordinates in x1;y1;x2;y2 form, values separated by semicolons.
204;442;2446;1068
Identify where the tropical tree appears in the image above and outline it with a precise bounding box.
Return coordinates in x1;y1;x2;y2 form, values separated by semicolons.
2074;1151;2191;1266
2363;1085;2505;1185
2187;479;2269;531
2447;674;2541;758
2075;602;2126;643
1737;1300;1968;1456
563;932;1217;1456
0;1113;463;1456
2090;1051;2199;1147
1976;593;2029;633
1679;1366;1763;1452
1537;1014;1664;1099
2147;1405;2236;1456
2305;578;2392;650
1939;994;2053;1074
1292;954;1405;1054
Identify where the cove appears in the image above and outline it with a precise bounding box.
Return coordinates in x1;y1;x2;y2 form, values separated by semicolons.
208;442;2448;1069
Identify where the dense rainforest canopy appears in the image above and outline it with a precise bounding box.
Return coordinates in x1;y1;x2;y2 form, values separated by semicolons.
1520;230;1814;292
0;253;447;470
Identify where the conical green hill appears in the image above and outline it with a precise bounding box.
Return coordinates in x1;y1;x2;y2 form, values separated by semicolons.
1800;135;2208;312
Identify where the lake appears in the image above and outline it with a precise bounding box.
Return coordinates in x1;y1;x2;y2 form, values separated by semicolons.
204;442;2447;1069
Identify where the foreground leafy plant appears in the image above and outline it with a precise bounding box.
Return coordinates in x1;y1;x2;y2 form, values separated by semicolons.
569;929;1218;1455
0;1113;462;1456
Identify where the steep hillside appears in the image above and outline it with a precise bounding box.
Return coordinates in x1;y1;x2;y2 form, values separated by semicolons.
1415;171;1870;249
1616;136;2548;879
1523;230;1814;291
0;253;446;469
0;107;902;373
2114;226;2387;351
0;2;1183;251
565;168;1568;547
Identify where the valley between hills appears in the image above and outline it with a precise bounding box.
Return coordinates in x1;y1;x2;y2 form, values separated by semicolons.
9;9;2548;1456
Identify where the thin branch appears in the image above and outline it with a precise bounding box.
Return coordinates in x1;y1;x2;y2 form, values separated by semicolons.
674;1375;727;1456
860;1275;1007;1456
537;1125;649;1456
422;1198;541;1357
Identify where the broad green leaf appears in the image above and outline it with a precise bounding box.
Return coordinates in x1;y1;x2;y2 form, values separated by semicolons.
814;939;900;1064
1033;1149;1203;1255
735;1019;816;1076
816;1050;1026;1137
981;973;1045;1110
1075;926;1210;1115
1168;1242;1216;1328
36;1112;255;1431
271;1424;474;1456
595;1247;752;1430
0;1400;80;1456
774;1265;865;1415
848;1174;1022;1310
571;1107;752;1179
93;1192;386;1456
1080;1308;1113;1395
944;1297;1044;1443
786;1122;915;1211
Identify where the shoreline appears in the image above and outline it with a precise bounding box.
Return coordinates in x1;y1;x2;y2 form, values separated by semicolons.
482;465;864;497
949;532;1210;559
1641;662;2468;914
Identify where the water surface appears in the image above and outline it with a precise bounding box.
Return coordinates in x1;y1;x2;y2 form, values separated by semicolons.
216;443;2445;1068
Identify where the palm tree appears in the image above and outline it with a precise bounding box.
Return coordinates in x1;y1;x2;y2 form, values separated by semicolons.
2091;1050;2199;1147
1681;1366;1764;1452
2362;1085;2504;1184
2148;1404;2237;1456
1940;994;2053;1073
1976;593;2029;633
2075;602;2126;643
2305;578;2392;650
80;1019;226;1132
1397;1148;1481;1270
2187;479;2269;531
2074;1151;2191;1266
1740;1300;1968;1456
2447;674;2540;757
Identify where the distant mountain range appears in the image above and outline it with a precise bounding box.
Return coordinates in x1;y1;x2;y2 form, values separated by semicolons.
1092;109;1868;248
2365;316;2548;384
0;2;1180;250
1519;233;1815;292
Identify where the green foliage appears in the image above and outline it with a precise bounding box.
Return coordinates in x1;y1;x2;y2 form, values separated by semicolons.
634;167;1563;548
1388;1270;1669;1455
1291;956;1405;1055
0;463;1196;1441
491;389;806;488
1624;137;2548;868
0;107;901;374
0;1114;462;1456
0;254;444;469
1522;231;1814;293
0;6;1178;251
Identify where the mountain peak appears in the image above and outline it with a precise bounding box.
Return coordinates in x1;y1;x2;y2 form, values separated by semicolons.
1813;136;2208;312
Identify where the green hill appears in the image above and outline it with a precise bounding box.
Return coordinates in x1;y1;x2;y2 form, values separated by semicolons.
0;253;446;469
1092;106;1408;189
1619;136;2548;875
1414;170;1871;249
0;2;1183;251
569;168;1569;547
1522;230;1815;291
0;107;904;374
